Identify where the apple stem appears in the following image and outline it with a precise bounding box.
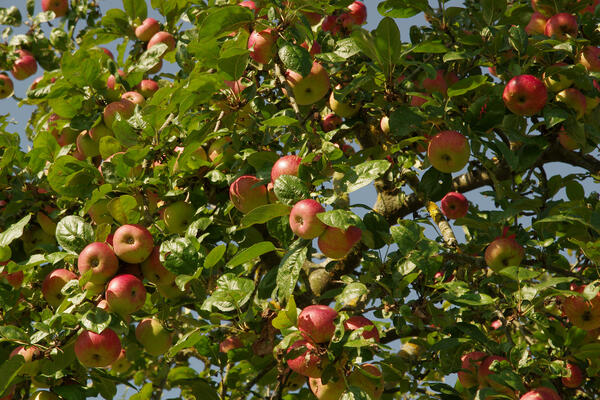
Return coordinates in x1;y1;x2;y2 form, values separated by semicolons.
426;201;457;247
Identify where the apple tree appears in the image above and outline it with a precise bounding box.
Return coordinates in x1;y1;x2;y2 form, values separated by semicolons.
1;0;600;399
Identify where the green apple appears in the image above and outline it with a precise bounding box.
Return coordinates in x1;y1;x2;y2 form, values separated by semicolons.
135;318;172;356
162;201;195;234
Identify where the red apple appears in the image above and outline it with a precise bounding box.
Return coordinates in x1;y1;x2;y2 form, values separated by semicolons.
555;87;587;118
322;113;342;132
286;339;322;377
440;192;468;219
105;274;146;316
135;18;160;42
477;355;508;388
485;236;525;271
309;374;346;400
289;199;327;239
579;46;600;72
74;328;122;368
147;31;176;52
136;80;159;98
135;318;172;356
526;12;548;35
248;29;275;64
562;362;584;388
348;364;383;400
580;0;600;14
344;315;379;342
78;242;119;284
520;387;561;400
271;155;302;183
419;70;448;95
302;11;322;26
1;269;24;288
285;61;330;106
140;246;175;286
219;336;243;353
42;268;77;308
298;305;338;343
112;224;154;264
562;286;600;330
229;175;269;214
544;13;578;40
0;73;14;99
345;1;367;26
101;47;114;60
458;351;487;388
317;226;362;260
322;15;342;34
239;1;258;14
9;345;40;363
427;130;470;173
11;50;37;81
300;41;321;56
103;99;135;128
502;74;547;116
121;91;145;106
42;0;68;17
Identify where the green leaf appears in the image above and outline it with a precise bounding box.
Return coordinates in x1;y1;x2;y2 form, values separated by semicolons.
123;0;147;19
204;245;226;269
0;325;28;342
218;46;249;81
55;216;94;254
336;282;368;308
168;330;204;357
341;387;370;400
81;308;111;334
168;366;198;383
276;239;309;301
262;115;299;127
131;43;168;73
337;160;391;194
334;38;362;59
0;214;31;248
391;220;423;255
240;204;292;228
201;273;254;312
418;168;452;201
273;175;310;206
377;0;431;18
0;357;24;396
447;75;488;98
373;17;401;78
161;237;204;275
227;242;277;268
412;40;448;53
351;29;379;63
0;6;22;26
278;43;312;77
47;155;99;198
317;209;362;230
107;195;140;225
129;383;153;400
272;296;298;329
197;6;253;39
61;50;102;89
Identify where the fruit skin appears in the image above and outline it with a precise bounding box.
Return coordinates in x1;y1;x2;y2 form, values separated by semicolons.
556;88;586;119
289;199;327;239
346;1;367;25
440;192;468;219
477;355;509;389
121;91;145;106
110;349;131;374
9;345;40;364
519;387;561;400
74;328;122;368
348;364;383;400
135;18;160;42
427;130;470;174
298;305;338;343
343;315;379;342
89;123;113;142
562;285;600;330
135;318;172;356
137;80;159;98
309;374;346;400
285;62;330;106
318;226;362;260
458;351;487;388
103;99;135;128
229;175;269;214
380;116;390;134
42;268;78;308
485;236;525;271
147;31;176;52
41;0;68;17
162;201;195;234
322;113;342;132
329;88;360;118
271;155;302;183
248;29;275;64
286;339;322;378
544;12;578;40
1;268;24;288
77;242;119;284
561;362;583;388
558;127;579;151
140;246;175;286
105;274;147;317
0;73;14;99
579;46;600;72
526;12;548;35
112;224;154;264
502;75;547;116
219;336;243;353
11;50;37;80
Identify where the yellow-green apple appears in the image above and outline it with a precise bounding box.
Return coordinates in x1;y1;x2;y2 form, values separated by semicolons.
147;31;176;52
110;349;131;374
502;74;547;116
531;0;553;16
348;364;383;400
289;199;327;239
286;339;322;377
544;13;578;40
562;284;600;330
298;305;338;343
229;175;269;213
578;46;600;72
318;226;362;260
76;130;100;158
271;155;302;183
105;274;146;316
309;374;346;400
112;224;154;263
29;391;59;400
520;387;561;400
162;201;195;234
135;318;172;356
484;235;525;272
74;328;121;368
562;362;583;388
136;79;159;98
0;73;14;99
140;246;175;285
558;127;579;151
103;99;135;128
135;18;160;42
344;315;379;341
556;88;586;119
526;12;548;34
322;113;342;132
440;192;468;219
248;29;275;64
42;0;68;17
77;242;119;284
42;268;77;308
329;85;360;118
285;62;330;105
36;211;57;236
82;280;105;296
427;130;470;173
88;199;113;225
399;342;423;359
477;355;509;389
121;91;145;106
89;123;113;141
458;351;487;388
345;1;367;25
542;63;572;92
300;40;321;56
380;116;390;134
156;280;185;299
11;50;37;80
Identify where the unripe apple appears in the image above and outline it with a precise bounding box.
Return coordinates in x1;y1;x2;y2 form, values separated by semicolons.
76;130;100;158
526;12;548;35
135;318;172;356
271;155;302;183
229;175;269;214
289;199;327;239
121;91;145;106
286;339;322;377
136;80;159;98
520;387;561;400
88;123;113;141
317;226;362;260
298;304;338;343
248;29;275;64
503;74;547;116
322;113;342;132
112;224;154;264
458;351;487;388
105;274;146;317
147;31;176;52
42;268;77;308
140;246;175;286
0;73;14;99
309;374;346;400
11;50;37;81
41;0;68;17
74;328;122;368
561;362;584;388
440;192;468;219
329;86;360;118
162;201;195;234
344;315;379;341
485;236;524;271
285;62;330;105
219;336;243;353
110;349;131;374
77;242;119;284
427;130;470;173
103;99;135;128
555;87;586;119
348;364;383;400
544;13;578;40
135;18;160;42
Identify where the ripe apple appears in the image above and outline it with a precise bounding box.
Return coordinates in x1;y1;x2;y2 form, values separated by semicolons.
322;15;342;34
298;305;338;343
76;130;100;158
55;126;78;147
271;155;302;183
219;336;243;353
106;69;125;91
485;236;525;271
286;339;322;377
556;88;586;118
110;348;131;374
147;31;176;52
558;127;579;151
309;374;346;400
318;226;362;260
135;318;172;356
162;201;195;234
520;387;561;400
526;12;548;35
502;74;547;116
103;99;135;128
542;63;572;92
562;362;583;388
289;199;327;239
136;80;159;98
239;0;258;14
77;242;119;284
74;328;121;368
11;50;37;80
105;274;147;316
229;175;269;214
41;0;68;17
345;1;367;25
419;70;448;95
322;113;342;132
88;123;113;141
458;351;487;388
440;192;468;219
348;364;383;400
42;268;77;308
427;130;470;173
112;224;154;264
578;46;600;72
121;91;145;106
10;345;40;365
248;29;275;64
285;62;330;106
562;287;600;330
329;85;360;118
477;355;508;389
344;315;379;342
544;13;578;40
0;73;14;99
300;40;321;56
1;266;24;288
580;0;600;14
140;246;175;285
135;18;160;42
